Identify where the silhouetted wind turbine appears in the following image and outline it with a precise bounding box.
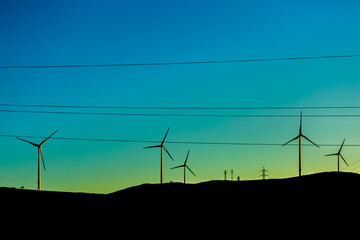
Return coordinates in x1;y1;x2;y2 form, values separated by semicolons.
170;149;196;184
144;128;174;184
325;139;348;172
282;111;319;176
17;130;58;191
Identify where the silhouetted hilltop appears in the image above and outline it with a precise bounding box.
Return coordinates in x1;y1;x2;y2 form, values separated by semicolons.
2;171;359;231
108;171;360;206
0;186;105;203
2;172;359;210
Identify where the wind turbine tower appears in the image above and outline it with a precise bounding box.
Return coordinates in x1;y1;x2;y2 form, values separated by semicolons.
144;128;174;184
170;150;196;184
17;130;58;191
282;111;320;176
325;139;348;172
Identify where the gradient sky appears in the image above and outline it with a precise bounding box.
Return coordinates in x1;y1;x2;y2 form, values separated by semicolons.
1;0;360;193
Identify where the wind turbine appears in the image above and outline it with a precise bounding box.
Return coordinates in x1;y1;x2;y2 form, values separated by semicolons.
282;111;320;176
17;130;58;191
325;139;348;172
144;128;174;184
170;149;196;184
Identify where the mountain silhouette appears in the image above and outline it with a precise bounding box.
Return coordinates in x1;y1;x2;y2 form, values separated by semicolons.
2;171;358;228
3;171;359;203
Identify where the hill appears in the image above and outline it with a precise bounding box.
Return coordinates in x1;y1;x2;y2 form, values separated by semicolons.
109;171;360;204
2;171;360;203
2;171;360;216
2;171;358;231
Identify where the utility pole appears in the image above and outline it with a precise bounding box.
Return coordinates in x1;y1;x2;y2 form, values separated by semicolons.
231;169;234;181
224;170;227;180
259;166;269;180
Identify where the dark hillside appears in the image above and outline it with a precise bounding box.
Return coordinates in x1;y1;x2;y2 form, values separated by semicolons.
109;171;360;198
2;172;359;217
108;171;360;210
2;171;358;235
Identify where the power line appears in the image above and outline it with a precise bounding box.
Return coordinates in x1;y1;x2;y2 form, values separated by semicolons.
2;109;360;118
0;134;359;147
2;103;360;110
342;159;360;171
1;54;360;69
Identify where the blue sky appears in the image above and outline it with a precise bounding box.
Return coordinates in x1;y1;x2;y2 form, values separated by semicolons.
1;0;360;193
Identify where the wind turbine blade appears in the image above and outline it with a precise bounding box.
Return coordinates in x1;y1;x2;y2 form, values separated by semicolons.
282;136;299;146
302;135;320;148
161;127;170;145
325;153;338;156
40;130;58;145
184;149;190;165
299;111;302;135
143;145;161;149
162;146;174;161
186;165;196;177
40;147;46;170
339;139;345;153
340;154;349;167
170;165;185;169
16;137;39;147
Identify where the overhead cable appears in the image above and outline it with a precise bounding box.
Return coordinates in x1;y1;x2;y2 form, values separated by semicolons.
0;134;357;147
1;54;360;69
2;103;360;110
1;109;360;118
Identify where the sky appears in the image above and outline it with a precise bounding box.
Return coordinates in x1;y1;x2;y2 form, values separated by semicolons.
1;0;360;193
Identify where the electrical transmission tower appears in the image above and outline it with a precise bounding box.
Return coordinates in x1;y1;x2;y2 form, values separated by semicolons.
259;166;269;180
